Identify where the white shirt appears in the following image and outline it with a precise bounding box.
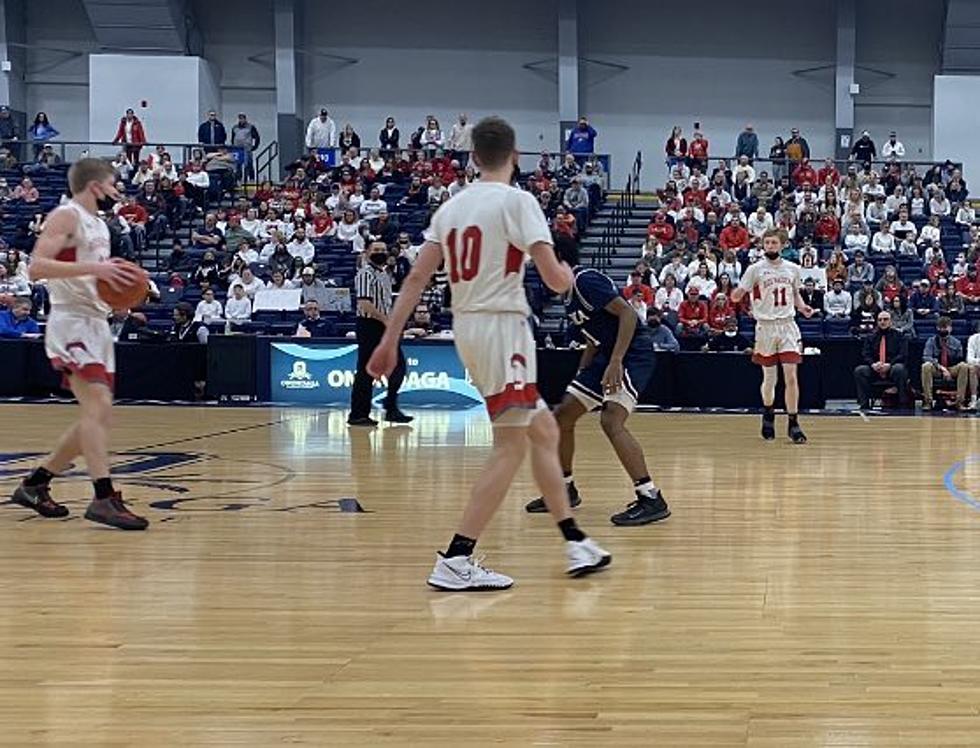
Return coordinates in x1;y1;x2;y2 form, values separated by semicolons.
871;231;896;254
687;257;718;277
747;212;774;238
241;219;265;240
194;299;223;322
956;207;976;226
738;259;802;321
919;224;941;246
824;289;852;317
230;274;266;299
336;221;360;243
654;286;683;312
305;116;337;148
800;266;827;290
359;199;387;219
844;233;869;252
967;333;980;366
660;262;689;286
687;275;717;299
287;239;315;264
890;220;917;240
882;140;906;159
423;181;550;315
234;248;259;265
225;296;252;322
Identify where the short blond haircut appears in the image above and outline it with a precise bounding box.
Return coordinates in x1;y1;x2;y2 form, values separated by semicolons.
67;158;116;196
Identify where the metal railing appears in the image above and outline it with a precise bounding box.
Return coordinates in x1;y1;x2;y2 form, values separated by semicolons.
254;140;279;184
596;150;643;270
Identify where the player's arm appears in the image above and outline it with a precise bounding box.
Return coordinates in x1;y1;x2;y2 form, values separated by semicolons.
529;241;573;293
29;208;142;290
731;266;752;304
600;296;638;393
367;242;442;378
793;277;814;317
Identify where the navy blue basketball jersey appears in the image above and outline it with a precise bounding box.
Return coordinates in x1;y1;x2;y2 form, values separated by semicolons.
566;267;646;350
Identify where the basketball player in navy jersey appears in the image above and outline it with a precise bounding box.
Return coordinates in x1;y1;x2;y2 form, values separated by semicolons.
525;237;671;526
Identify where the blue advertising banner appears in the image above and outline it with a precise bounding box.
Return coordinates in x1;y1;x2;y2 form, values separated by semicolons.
270;341;484;408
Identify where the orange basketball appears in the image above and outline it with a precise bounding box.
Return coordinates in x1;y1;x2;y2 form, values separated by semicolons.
97;262;150;310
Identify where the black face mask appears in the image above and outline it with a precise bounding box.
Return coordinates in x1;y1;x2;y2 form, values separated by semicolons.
97;196;117;212
939;330;951;339
370;252;389;266
764;251;780;260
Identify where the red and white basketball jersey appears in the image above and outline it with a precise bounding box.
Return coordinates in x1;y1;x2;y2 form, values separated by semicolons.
738;259;801;322
424;181;552;315
45;200;112;316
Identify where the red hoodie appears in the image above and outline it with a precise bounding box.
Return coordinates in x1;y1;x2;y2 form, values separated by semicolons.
719;224;749;250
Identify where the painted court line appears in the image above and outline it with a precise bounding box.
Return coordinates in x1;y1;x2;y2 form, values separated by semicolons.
943;456;980;512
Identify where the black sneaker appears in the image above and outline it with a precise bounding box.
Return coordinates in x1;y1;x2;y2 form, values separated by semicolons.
610;491;671;526
524;482;582;513
347;416;379;427
10;483;69;518
384;409;414;424
84;493;149;531
761;411;776;441
789;422;808;444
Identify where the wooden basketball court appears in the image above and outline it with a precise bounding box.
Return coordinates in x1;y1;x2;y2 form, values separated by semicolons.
2;403;980;745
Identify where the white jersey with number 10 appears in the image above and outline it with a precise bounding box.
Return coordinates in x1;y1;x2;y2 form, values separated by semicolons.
423;181;553;315
738;259;802;322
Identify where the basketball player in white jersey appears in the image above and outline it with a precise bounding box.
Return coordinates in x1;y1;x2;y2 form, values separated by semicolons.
368;116;611;590
9;158;150;529
731;228;813;444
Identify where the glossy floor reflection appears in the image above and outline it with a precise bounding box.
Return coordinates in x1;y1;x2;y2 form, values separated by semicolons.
1;404;980;745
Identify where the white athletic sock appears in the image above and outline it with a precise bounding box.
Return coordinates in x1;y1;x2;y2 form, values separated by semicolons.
634;478;657;497
563;474;575;485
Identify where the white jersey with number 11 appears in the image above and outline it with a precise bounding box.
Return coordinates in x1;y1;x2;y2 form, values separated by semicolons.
423;181;553;315
738;259;802;322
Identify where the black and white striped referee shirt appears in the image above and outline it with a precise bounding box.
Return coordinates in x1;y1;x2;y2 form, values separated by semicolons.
354;264;393;317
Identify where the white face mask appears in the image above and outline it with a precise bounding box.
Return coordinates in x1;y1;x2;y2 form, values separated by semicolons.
724;330;737;338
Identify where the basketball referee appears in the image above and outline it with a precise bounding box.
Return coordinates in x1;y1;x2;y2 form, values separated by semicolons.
348;242;413;426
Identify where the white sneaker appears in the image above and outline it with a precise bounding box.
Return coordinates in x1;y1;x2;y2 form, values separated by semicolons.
566;538;612;577
971;396;978;411
427;553;514;591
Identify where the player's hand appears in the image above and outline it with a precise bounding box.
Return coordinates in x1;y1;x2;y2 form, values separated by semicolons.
367;341;397;379
601;358;624;395
94;260;146;292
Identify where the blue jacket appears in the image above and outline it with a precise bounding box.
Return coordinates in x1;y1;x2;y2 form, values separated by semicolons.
923;334;964;366
197;120;228;146
0;309;40;338
567;125;597;154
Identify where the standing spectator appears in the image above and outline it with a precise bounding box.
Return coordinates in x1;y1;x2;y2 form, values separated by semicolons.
197;110;227;148
853;310;909;409
687;131;709;171
28;112;59;159
881;131;905;161
0;106;19;160
338;123;360;153
305;108;337;151
850;130;877;167
665;126;687;171
769;136;787;181
112;108;147;163
922;316;970;409
230;113;261;182
379;117;399;155
566;116;597;155
734;123;759;161
785;127;810;168
447;113;473;161
420;116;444;153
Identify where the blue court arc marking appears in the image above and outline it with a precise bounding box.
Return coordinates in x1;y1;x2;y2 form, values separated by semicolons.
942;456;980;512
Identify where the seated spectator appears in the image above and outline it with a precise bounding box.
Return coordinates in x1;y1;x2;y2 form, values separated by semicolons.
955;202;976;230
687;262;716;299
109;309;146;342
876;265;904;304
719;218;749;251
677;286;709;336
336;209;361;244
295;300;333;338
12;177;39;203
870;222;895;255
909;279;938;318
426;176;448;207
706;292;736;333
658;253;689;288
800;277;824;316
918;215;942;250
846;251;874;287
192;214;225;251
287;228;315;265
704;316;752;352
0;263;30;297
647;211;675;244
792;158;817;188
359;187;387;219
938;281;965;317
170;302;209;343
799;253;826;289
296;265;332;307
225;283;253;326
192;251;222;287
854;310;910;409
622;271;654;307
563;178;589;211
956;266;980;306
230;267;265;300
922;316;969;409
194;287;224;323
0;297;40;338
843;223;869;255
888;295;915;338
231;239;259;266
552;205;577;239
851;289;881;335
223;214;256;249
814;209;840;245
747;206;773;241
636;307;676;351
929;190;952;217
825;249;849;286
966;322;980;410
